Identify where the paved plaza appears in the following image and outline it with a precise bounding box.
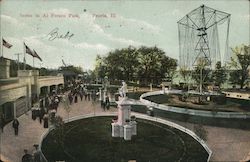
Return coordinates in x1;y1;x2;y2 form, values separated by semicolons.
1;98;250;162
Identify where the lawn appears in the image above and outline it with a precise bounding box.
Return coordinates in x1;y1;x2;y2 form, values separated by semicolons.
145;94;250;112
42;117;208;162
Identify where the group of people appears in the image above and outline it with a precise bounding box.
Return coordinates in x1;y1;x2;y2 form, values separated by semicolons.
41;94;61;128
21;145;42;162
101;95;110;111
67;84;98;105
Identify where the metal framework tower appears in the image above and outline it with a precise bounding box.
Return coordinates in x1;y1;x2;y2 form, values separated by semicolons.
178;4;230;93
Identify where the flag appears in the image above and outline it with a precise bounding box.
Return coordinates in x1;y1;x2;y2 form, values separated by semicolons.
62;59;66;66
33;50;42;61
24;43;34;56
2;38;12;48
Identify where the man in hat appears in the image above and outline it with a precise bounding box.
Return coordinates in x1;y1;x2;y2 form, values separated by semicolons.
33;144;41;162
22;149;33;162
12;118;19;135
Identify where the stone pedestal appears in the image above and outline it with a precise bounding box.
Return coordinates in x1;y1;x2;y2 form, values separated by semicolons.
130;121;137;135
119;125;124;137
124;124;132;140
0;58;10;79
111;123;120;137
111;97;137;140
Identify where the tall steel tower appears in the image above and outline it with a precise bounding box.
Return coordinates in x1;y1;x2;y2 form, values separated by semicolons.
178;4;230;93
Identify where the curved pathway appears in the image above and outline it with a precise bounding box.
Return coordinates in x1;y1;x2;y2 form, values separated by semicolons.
140;90;250;162
1;95;250;162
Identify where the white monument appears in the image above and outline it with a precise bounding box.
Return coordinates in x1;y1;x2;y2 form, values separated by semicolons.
119;81;128;97
112;82;137;140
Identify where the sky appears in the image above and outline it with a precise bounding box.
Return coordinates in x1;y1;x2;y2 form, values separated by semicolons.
0;0;249;70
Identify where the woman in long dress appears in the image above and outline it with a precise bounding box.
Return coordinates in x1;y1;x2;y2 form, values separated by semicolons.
43;113;49;128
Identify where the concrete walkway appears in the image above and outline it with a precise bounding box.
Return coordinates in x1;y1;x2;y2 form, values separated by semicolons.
1;98;116;162
1;97;250;162
167;119;250;162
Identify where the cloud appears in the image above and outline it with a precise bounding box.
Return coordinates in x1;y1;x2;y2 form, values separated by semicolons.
49;8;71;15
172;9;183;17
47;8;104;33
1;14;26;27
75;42;110;52
77;12;104;33
118;15;162;34
104;33;144;46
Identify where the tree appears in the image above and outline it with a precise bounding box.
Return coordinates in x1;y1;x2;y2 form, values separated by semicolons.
60;65;83;74
179;66;190;83
94;46;177;85
191;57;211;92
212;61;227;88
179;66;191;90
137;46;163;85
137;46;177;85
229;44;250;89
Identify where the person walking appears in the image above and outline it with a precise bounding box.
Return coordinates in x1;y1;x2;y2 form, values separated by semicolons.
84;91;88;101
87;91;91;101
33;144;41;162
79;92;83;101
43;113;49;128
101;100;106;111
39;108;45;124
68;93;73;105
74;94;78;103
105;96;110;110
22;149;33;162
12;118;19;136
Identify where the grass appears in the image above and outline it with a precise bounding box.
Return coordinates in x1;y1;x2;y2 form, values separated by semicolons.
145;94;250;112
42;117;208;162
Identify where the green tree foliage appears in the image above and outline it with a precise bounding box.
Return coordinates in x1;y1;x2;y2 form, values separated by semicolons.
179;66;190;83
191;58;211;87
229;44;250;89
59;65;83;74
94;46;177;85
94;54;107;80
211;61;227;87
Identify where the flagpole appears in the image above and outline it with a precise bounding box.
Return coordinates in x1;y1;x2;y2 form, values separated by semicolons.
33;56;35;68
1;37;3;58
23;42;26;70
15;53;22;71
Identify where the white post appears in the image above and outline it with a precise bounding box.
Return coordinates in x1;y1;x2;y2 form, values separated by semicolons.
150;83;153;91
99;88;101;101
162;84;165;94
